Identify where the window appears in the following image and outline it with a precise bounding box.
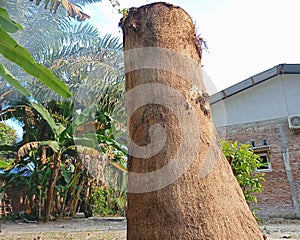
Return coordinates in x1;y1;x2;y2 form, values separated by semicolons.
256;154;272;172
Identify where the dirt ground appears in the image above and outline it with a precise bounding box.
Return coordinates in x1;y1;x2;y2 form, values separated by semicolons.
260;219;300;240
0;217;126;240
0;217;299;240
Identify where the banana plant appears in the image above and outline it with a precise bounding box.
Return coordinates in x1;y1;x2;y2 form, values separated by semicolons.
0;97;127;219
0;98;91;218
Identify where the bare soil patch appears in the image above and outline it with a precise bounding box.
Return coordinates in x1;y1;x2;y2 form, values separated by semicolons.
0;217;126;240
261;219;300;240
0;217;299;239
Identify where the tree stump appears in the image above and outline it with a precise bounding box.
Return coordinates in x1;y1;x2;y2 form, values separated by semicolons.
121;2;264;239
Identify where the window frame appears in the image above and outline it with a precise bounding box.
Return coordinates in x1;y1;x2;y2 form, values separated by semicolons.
255;153;272;173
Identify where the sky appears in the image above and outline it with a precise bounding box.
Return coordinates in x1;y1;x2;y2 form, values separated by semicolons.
84;0;300;93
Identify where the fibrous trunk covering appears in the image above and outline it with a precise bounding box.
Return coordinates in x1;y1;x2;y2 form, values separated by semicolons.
121;2;264;240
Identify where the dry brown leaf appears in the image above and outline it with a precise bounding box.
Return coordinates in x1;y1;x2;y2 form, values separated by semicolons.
0;89;13;100
66;2;90;21
30;0;90;21
18;141;40;160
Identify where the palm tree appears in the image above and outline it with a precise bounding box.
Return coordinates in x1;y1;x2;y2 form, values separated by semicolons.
1;0;124;114
0;0;103;99
31;27;124;106
1;0;125;140
1;0;104;54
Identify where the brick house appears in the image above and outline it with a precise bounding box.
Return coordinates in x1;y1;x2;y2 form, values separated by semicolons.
210;63;300;218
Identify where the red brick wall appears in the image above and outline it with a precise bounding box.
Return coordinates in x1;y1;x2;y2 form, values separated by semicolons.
217;118;300;218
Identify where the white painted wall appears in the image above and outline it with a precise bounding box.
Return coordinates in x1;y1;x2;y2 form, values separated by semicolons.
211;74;300;127
284;74;300;116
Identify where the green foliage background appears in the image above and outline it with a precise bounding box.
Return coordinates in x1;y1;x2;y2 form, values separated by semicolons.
0;122;16;145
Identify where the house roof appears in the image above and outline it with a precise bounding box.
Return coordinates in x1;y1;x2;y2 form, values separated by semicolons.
210;63;300;105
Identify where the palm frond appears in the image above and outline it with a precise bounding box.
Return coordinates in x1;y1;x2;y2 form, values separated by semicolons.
30;0;92;21
28;33;124;112
0;0;72;79
70;22;100;38
35;22;100;63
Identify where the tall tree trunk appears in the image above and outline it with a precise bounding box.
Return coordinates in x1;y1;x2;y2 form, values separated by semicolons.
121;2;264;240
44;155;60;220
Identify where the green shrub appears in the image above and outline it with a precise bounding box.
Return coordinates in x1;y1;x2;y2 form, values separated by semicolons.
91;186;126;217
221;139;265;219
